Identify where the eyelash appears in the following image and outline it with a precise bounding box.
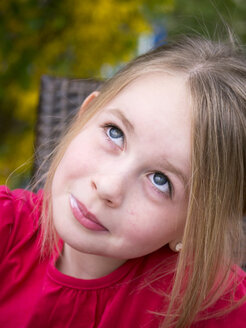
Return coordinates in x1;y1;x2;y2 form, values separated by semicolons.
102;123;173;198
103;123;125;149
150;173;173;198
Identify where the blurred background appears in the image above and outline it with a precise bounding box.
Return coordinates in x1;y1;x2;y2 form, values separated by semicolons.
1;0;246;189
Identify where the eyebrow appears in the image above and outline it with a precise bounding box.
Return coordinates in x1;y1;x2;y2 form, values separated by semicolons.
161;159;189;190
108;109;135;133
107;108;189;189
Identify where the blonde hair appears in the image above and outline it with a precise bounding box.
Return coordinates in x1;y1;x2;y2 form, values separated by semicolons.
40;35;246;328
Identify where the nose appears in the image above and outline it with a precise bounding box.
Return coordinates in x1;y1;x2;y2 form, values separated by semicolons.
91;174;125;208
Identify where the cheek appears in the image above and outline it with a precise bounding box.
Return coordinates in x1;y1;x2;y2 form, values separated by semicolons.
123;202;187;247
55;137;99;183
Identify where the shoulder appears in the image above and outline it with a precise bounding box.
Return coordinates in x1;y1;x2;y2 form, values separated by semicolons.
0;185;43;224
219;271;246;326
230;267;246;322
0;184;42;204
0;185;43;258
195;268;246;328
202;299;246;328
140;249;246;327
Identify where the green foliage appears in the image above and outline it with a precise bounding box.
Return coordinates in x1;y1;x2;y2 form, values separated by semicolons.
166;0;246;41
0;0;167;187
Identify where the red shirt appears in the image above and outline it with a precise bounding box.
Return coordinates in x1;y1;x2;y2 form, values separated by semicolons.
0;186;245;328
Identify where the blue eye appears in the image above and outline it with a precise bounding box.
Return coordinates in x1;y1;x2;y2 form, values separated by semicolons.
149;172;171;194
106;125;124;148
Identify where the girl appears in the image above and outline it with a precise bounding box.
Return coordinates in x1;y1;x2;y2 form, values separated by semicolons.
0;35;245;328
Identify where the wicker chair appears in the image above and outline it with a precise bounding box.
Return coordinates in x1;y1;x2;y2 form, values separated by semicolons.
32;75;102;190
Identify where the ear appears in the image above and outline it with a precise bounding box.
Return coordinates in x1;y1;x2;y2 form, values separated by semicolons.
79;91;100;115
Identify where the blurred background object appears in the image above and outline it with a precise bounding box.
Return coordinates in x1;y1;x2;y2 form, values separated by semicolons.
0;0;246;188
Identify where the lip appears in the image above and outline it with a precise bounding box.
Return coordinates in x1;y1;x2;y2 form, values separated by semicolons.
69;194;108;232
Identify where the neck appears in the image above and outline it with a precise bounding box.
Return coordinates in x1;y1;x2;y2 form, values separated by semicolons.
56;243;126;279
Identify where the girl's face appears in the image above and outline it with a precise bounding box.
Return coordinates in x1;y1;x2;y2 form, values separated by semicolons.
52;73;191;260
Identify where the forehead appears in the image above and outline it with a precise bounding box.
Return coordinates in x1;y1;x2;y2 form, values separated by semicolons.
107;72;190;118
105;73;190;142
101;72;191;176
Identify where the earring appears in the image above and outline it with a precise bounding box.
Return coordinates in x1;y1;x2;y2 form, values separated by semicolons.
175;242;182;252
169;241;183;252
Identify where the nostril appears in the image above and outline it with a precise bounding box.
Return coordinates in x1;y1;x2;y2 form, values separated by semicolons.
91;177;122;208
91;181;97;190
106;199;114;207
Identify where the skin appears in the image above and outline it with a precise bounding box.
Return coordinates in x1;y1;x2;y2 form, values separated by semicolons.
52;73;191;279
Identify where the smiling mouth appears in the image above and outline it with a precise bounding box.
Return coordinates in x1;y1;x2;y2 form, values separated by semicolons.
69;194;108;232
